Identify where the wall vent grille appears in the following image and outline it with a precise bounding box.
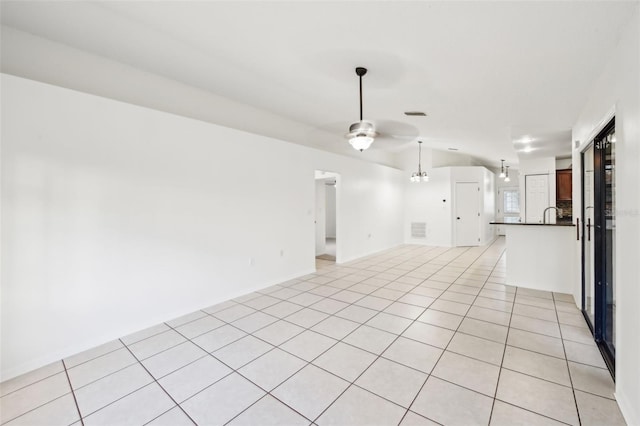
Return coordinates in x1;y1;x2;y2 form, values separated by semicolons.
411;222;427;239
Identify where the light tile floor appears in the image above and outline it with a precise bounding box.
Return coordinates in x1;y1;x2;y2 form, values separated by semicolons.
0;238;627;425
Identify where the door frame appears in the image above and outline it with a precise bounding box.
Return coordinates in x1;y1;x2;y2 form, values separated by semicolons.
496;186;520;235
314;170;341;265
580;117;616;376
524;174;550;223
454;181;480;247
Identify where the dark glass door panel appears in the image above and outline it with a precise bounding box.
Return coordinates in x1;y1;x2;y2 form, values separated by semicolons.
581;117;616;376
582;145;595;327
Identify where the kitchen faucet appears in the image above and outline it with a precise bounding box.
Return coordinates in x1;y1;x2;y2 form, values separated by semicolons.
543;206;563;224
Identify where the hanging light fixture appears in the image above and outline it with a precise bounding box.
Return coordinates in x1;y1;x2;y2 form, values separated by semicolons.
504;166;511;182
345;67;378;151
410;141;429;182
499;159;506;179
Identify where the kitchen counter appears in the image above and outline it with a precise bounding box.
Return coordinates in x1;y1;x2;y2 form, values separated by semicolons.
489;222;578;293
490;221;575;227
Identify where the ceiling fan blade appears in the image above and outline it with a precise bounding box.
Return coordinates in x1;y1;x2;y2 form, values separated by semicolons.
373;119;420;139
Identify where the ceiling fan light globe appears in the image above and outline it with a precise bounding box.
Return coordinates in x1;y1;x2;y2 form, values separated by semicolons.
349;135;374;151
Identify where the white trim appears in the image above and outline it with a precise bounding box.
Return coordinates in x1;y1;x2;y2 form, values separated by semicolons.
615;390;639;426
0;267;314;381
337;244;404;265
575;105;616;152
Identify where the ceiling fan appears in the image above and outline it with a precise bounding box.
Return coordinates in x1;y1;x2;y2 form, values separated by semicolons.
345;67;378;151
344;67;419;152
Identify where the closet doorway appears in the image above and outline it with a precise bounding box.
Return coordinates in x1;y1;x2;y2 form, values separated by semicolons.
314;170;339;266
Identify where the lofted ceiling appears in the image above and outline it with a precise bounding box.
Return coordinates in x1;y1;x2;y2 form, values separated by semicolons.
1;1;636;168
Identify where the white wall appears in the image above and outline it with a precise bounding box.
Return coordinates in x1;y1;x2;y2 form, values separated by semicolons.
571;6;640;425
481;168;496;245
326;184;336;238
394;145;434;171
432;150;475;168
555;158;572;169
518;157;557;223
0;26;399;168
404;168;453;246
403;166;495;247
393;146;478;172
0;74;405;380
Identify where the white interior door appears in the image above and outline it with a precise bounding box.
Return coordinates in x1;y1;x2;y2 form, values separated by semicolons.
525;174;549;223
455;182;480;246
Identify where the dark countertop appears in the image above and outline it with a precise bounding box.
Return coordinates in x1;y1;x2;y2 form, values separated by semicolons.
490;222;576;227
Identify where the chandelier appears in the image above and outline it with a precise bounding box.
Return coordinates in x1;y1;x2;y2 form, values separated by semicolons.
410;141;429;182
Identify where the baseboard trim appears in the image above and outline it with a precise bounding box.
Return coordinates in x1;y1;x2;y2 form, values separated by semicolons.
615;390;639;426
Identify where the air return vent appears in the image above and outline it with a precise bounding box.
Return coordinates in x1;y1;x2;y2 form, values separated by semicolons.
411;222;427;239
404;111;427;116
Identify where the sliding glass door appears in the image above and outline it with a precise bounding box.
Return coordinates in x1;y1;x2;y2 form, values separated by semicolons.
582;145;595;326
581;117;616;374
602;128;616;360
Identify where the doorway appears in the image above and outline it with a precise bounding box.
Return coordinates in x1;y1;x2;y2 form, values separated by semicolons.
525;174;549;223
581;117;616;375
455;182;480;246
314;170;339;266
497;187;521;235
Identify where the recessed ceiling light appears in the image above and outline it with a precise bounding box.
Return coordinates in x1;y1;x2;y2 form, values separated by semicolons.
404;111;427;116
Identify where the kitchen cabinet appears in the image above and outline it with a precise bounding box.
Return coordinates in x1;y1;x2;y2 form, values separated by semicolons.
556;169;572;201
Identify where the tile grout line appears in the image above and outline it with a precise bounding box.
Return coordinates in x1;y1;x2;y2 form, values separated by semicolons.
487;250;517;425
310;246;478;425
233;245;471;424
235;242;486;420
0;378;87;426
553;293;583;426
396;239;506;425
118;339;199;426
5;239;598;425
288;248;478;422
61;359;85;426
419;241;506;424
218;240;606;421
380;244;506;421
227;248;498;423
164;319;317;425
0;367;66;400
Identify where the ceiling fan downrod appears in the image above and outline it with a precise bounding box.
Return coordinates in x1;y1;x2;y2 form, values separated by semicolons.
356;67;367;121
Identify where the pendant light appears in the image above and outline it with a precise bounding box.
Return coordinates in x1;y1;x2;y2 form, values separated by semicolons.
504;166;511;182
345;67;378;151
410;141;429;182
499;159;506;178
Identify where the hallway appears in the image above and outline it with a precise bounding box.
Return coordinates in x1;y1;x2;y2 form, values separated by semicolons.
0;238;624;425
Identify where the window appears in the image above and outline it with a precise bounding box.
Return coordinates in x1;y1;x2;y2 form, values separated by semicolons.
503;190;520;214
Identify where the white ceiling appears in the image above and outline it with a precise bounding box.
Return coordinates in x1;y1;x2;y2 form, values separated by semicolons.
1;1;636;168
